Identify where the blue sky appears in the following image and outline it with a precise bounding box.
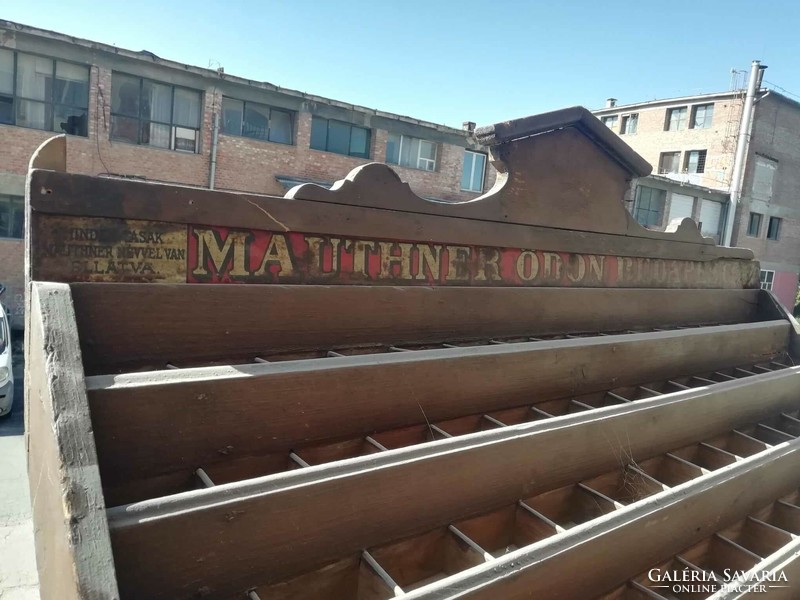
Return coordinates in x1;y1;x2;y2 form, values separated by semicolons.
4;0;800;128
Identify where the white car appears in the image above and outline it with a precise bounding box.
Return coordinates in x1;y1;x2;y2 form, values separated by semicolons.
0;303;14;417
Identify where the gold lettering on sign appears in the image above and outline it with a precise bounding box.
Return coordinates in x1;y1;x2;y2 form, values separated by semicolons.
445;246;471;281
305;236;340;277
345;240;376;277
192;229;250;276
516;250;539;281
542;252;563;279
414;244;443;281
254;234;294;276
475;248;502;281
566;255;586;282
379;242;414;280
589;255;605;280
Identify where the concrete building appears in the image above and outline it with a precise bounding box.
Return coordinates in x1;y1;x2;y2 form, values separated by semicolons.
0;19;496;328
594;69;800;309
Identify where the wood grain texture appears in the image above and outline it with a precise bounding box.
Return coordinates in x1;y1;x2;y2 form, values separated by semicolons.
28;169;754;264
105;366;800;600
708;536;800;599
402;439;800;600
71;284;764;374
26;282;119;600
86;322;789;503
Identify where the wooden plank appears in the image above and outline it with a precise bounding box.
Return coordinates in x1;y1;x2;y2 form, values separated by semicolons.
70;284;764;374
87;322;790;503
28;168;755;264
708;535;800;599
106;367;800;600
25;282;119;600
398;440;800;600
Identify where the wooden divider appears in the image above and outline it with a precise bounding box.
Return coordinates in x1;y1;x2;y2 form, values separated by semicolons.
106;367;800;600
86;321;789;504
401;440;800;600
70;284;765;374
25;283;118;600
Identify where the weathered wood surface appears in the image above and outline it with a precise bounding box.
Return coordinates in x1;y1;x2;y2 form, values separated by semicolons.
71;284;764;374
709;536;800;599
87;321;789;503
402;440;800;600
25;282;119;600
105;366;800;600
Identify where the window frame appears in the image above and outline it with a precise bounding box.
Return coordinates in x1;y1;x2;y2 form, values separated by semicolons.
767;216;781;241
684;150;707;174
0;194;24;240
747;212;763;237
690;103;714;129
0;48;90;136
620;113;638;135
309;116;371;158
601;115;619;131
633;185;666;228
109;72;203;153
665;106;688;131
461;150;487;192
658;151;681;174
220;97;294;145
760;269;775;291
386;133;438;172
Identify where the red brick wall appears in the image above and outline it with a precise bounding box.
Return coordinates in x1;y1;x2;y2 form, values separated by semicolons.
0;239;24;329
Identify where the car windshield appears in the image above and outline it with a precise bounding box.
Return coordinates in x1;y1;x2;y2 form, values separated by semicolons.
0;313;6;352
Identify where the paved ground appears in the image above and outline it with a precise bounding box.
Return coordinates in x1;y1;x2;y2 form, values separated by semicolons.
0;349;40;599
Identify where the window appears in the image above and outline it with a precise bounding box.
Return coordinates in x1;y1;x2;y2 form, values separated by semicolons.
221;98;293;144
752;155;777;201
691;104;714;129
461;150;486;192
621;114;638;135
747;212;762;237
666;107;688;131
685;150;707;174
310;117;370;158
767;216;781;240
633;186;666;227
658;151;681;174
0;195;23;239
601;115;618;130
0;48;89;136
110;73;201;152
386;133;437;171
760;270;774;291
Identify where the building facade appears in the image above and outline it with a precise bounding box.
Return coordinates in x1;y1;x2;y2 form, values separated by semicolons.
594;88;800;309
0;20;496;328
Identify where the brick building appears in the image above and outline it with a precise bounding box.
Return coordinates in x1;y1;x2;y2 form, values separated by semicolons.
0;20;496;328
593;78;800;309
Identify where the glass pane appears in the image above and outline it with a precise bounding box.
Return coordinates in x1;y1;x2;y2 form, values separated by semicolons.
221;97;243;135
0;196;12;238
142;81;172;123
327;120;350;155
461;151;474;190
386;133;400;164
349;126;368;156
16;99;50;130
243;103;269;140
400;137;418;167
473;153;486;190
0;49;13;95
110;115;139;143
269;110;293;144
16;53;52;101
54;62;89;108
174;126;197;152
419;140;436;161
173;88;201;128
54;105;87;136
141;121;170;148
310;117;328;150
111;73;140;117
0;96;12;125
629;114;638;133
